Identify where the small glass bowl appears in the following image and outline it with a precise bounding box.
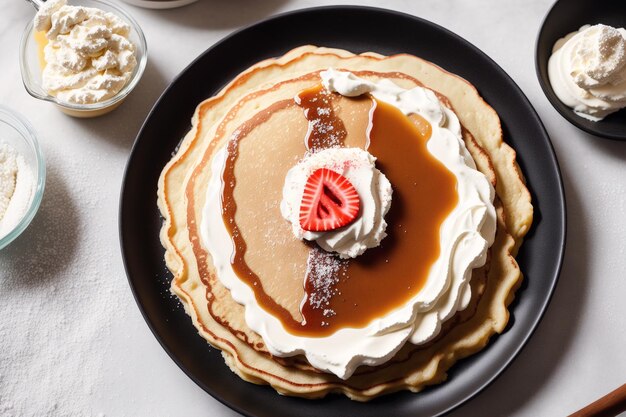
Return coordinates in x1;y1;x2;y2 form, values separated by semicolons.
0;106;45;250
19;0;147;118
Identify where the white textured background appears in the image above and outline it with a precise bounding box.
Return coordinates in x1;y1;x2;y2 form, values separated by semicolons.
1;0;625;416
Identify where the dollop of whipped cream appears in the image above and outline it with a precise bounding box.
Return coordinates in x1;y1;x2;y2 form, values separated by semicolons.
548;24;626;121
34;0;137;104
201;70;496;379
280;148;392;259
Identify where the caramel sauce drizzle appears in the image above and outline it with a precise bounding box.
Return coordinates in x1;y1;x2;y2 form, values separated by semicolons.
295;86;348;150
221;84;458;337
220;99;302;329
34;31;48;69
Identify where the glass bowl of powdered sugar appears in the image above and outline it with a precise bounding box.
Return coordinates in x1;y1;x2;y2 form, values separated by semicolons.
0;106;45;250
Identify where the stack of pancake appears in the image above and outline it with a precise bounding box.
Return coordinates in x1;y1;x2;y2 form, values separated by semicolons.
157;46;533;400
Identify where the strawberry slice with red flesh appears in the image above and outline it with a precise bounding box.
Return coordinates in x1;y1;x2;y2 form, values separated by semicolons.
299;168;360;232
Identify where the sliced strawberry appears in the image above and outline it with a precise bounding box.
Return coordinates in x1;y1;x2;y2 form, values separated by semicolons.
299;168;360;232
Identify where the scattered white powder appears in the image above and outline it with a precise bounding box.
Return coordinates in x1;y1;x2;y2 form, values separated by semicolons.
299;91;342;149
316;107;330;116
0;143;35;238
304;247;347;322
0;144;18;220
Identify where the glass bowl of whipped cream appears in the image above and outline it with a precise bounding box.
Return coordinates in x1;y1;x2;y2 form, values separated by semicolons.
19;0;147;118
536;0;626;140
0;106;45;250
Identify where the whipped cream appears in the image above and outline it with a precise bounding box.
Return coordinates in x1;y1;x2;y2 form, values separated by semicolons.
548;24;626;121
280;148;392;259
34;0;137;104
201;70;496;379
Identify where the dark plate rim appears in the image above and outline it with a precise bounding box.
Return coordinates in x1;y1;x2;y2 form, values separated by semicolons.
120;5;566;417
534;0;626;141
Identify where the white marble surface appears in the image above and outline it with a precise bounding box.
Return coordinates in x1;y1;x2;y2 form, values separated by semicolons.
1;0;625;416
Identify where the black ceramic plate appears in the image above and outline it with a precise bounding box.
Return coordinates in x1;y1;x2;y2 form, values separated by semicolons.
536;0;626;140
120;6;565;417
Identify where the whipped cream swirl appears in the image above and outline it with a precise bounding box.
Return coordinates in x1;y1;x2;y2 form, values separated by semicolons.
202;70;496;379
280;148;392;259
34;0;137;104
548;24;626;121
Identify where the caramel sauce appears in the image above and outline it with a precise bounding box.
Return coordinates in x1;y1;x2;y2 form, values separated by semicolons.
297;87;458;336
34;31;48;69
221;84;458;337
295;86;349;150
221;100;305;328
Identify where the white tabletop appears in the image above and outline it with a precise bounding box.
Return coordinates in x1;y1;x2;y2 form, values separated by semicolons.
1;0;625;416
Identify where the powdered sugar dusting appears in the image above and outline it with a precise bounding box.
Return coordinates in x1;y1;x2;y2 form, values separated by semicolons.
302;247;347;325
296;88;346;150
0;143;35;237
0;143;18;221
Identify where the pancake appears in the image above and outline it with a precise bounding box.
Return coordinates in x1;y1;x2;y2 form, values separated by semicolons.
157;46;533;400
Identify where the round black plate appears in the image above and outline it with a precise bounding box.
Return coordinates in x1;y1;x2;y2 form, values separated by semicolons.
536;0;626;140
120;6;565;417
